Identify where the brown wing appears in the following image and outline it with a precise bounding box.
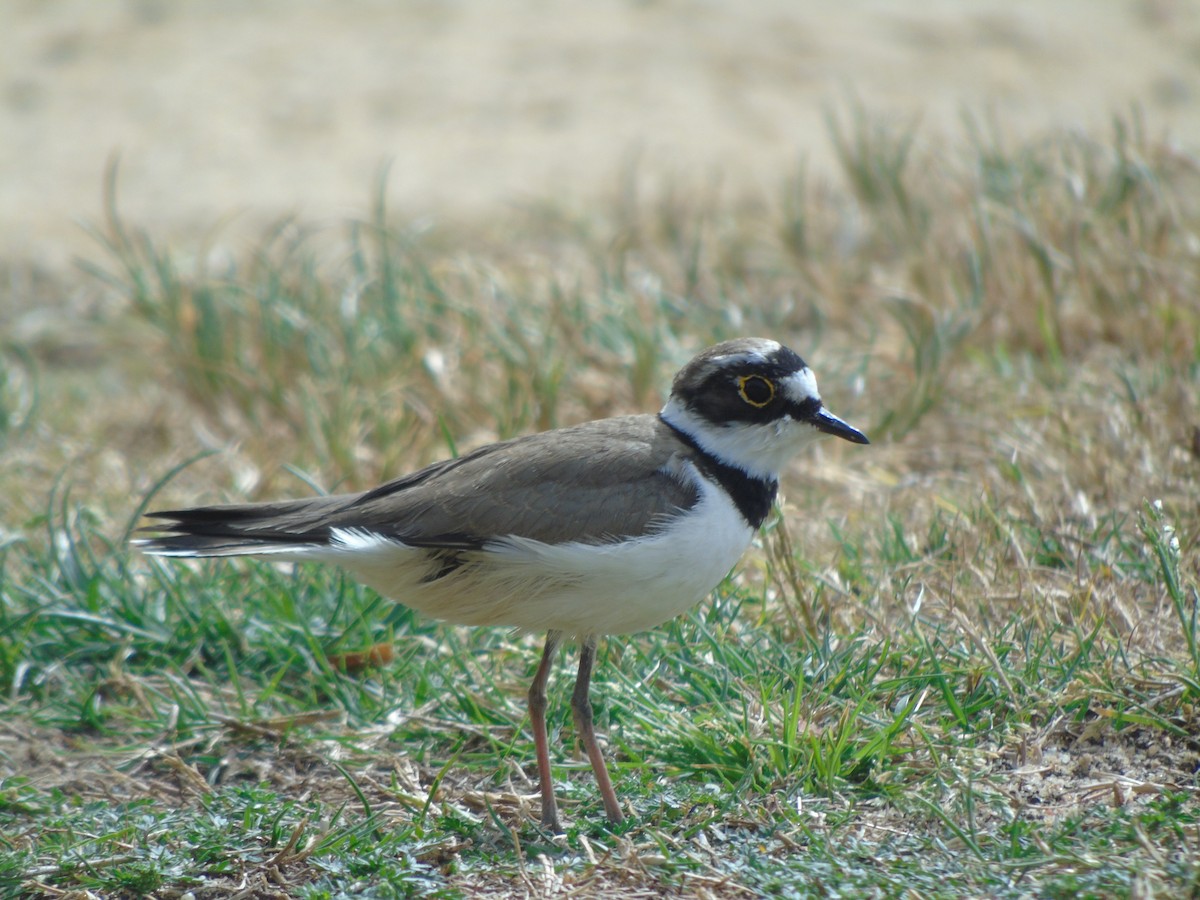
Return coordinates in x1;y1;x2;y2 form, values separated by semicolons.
140;415;702;554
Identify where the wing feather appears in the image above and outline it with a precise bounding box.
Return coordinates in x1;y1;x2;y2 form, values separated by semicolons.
138;415;702;555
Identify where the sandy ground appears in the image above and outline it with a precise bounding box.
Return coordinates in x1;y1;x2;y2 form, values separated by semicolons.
3;0;1200;270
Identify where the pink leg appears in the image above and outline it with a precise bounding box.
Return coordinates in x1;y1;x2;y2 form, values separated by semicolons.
571;634;624;825
527;630;564;830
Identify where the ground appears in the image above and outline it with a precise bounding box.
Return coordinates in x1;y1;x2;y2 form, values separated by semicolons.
3;2;1200;898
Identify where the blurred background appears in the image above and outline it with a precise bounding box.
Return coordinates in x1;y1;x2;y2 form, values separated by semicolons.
5;0;1199;269
4;5;1200;894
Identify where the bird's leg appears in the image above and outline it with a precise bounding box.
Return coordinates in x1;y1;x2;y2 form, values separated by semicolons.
571;634;624;825
528;630;564;831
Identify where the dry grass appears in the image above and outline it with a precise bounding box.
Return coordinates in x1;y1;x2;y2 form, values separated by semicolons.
2;110;1199;897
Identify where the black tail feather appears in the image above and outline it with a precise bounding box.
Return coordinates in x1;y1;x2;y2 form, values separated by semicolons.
135;499;338;557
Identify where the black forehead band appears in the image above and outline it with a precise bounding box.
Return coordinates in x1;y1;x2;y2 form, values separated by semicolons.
713;345;809;383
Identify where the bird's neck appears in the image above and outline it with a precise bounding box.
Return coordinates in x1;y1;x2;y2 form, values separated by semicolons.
658;411;778;528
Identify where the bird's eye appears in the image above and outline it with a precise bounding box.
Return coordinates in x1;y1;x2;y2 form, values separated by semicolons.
737;374;775;407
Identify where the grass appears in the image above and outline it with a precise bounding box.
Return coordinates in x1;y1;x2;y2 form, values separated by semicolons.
2;107;1200;896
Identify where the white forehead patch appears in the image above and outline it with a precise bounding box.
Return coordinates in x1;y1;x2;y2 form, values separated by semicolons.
781;367;820;404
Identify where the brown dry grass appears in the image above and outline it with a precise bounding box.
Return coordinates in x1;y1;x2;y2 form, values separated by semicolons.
3;110;1200;896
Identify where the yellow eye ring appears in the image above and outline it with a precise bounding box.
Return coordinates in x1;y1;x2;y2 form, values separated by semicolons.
737;374;775;408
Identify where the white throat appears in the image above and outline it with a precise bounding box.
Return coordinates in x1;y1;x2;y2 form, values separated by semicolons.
659;396;826;482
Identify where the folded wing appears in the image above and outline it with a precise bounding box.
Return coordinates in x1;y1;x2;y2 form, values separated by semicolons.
138;416;702;557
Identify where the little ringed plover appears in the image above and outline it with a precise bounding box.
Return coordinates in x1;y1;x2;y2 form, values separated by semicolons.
137;337;869;831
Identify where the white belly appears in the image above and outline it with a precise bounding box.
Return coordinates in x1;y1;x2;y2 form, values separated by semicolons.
321;474;755;637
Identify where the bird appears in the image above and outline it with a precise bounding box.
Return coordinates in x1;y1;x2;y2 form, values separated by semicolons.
136;337;869;831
